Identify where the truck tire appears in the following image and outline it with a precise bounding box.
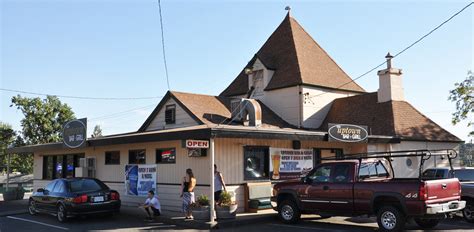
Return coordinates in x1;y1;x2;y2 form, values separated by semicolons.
463;201;474;223
414;218;440;229
376;205;405;232
278;199;301;224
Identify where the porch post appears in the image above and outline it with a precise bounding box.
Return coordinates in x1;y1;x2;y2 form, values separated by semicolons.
6;153;11;192
209;138;215;223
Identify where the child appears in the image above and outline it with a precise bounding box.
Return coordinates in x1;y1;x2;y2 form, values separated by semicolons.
139;190;161;221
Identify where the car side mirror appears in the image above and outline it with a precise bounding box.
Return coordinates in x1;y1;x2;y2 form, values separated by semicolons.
301;177;312;184
37;188;44;192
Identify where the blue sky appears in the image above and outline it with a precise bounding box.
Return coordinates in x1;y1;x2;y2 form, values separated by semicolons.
1;0;473;141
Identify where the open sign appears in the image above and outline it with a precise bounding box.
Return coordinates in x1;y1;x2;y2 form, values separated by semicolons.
186;140;209;149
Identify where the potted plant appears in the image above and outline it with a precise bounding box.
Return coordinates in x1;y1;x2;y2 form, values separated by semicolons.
216;191;238;220
3;187;25;201
191;194;210;221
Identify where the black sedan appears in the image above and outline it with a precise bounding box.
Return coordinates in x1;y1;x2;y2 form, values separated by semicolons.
28;178;121;222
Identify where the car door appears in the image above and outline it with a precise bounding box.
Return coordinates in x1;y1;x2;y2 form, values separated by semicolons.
50;180;66;207
41;180;58;212
35;180;56;211
300;164;333;211
320;164;354;213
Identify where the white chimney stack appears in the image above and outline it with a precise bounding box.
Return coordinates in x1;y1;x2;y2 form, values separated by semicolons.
377;52;404;103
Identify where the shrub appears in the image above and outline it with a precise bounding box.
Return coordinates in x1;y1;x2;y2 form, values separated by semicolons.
196;194;209;206
219;191;234;206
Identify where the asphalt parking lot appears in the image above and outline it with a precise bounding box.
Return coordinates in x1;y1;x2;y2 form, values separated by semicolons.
1;212;473;232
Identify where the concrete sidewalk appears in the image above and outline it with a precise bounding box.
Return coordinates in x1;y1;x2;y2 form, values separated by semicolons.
120;205;277;230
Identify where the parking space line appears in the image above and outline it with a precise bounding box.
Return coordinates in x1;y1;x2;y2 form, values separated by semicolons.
6;216;69;231
268;223;336;232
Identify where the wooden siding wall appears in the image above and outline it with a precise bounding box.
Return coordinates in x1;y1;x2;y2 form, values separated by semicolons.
146;98;199;131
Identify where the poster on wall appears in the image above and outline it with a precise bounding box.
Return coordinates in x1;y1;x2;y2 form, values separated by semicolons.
269;148;313;180
125;164;157;196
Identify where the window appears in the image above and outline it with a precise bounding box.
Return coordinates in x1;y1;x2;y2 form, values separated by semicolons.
244;146;269;180
42;154;84;180
68;179;107;193
129;149;146;164
252;70;264;96
455;169;474;182
230;100;241;115
105;151;120;165
156;148;176;164
165;105;176;124
308;165;332;182
44;181;57;192
359;162;389;179
333;164;350;183
52;181;65;193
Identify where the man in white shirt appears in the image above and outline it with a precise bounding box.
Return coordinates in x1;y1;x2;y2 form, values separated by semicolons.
139;190;161;221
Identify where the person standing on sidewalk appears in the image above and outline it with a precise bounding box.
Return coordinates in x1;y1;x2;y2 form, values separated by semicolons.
180;168;196;219
214;164;227;204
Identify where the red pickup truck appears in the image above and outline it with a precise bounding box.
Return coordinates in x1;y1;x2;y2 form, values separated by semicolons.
271;150;466;232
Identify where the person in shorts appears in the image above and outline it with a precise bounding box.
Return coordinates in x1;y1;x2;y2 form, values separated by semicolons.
140;190;161;221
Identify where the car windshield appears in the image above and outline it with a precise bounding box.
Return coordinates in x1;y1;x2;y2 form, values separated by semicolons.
455;169;474;182
68;179;108;193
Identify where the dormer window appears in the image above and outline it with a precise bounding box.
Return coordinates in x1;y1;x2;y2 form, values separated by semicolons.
165;104;176;124
252;70;264;96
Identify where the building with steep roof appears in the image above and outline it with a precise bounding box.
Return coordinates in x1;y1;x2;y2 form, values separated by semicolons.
8;13;461;213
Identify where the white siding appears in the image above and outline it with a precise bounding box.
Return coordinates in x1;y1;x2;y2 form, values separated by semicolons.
145;98;199;131
254;86;300;127
302;86;357;129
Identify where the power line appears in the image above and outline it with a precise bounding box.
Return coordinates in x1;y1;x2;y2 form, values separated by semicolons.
0;88;162;100
88;104;156;121
308;2;473;100
158;0;171;90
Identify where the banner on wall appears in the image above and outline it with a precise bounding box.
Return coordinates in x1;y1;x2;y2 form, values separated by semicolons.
125;164;157;196
269;148;313;180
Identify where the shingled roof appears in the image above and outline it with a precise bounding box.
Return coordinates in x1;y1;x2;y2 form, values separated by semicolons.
320;93;461;142
220;13;365;97
138;91;294;132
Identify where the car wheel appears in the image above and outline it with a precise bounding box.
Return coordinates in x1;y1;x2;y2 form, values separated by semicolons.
278;199;301;224
28;200;37;215
376;205;406;232
463;201;474;223
414;218;440;229
57;204;67;223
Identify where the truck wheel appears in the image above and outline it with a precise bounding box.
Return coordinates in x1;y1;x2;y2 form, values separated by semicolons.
376;206;405;232
278;200;301;224
463;201;474;223
414;218;440;229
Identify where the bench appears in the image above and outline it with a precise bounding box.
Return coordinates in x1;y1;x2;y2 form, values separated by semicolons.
245;182;272;213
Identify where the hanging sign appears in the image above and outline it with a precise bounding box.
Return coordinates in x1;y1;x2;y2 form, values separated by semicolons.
328;123;368;143
62;118;87;148
186;140;209;149
125;164;157;196
269;148;314;180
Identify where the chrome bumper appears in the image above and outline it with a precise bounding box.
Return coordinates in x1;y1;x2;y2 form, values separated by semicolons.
426;200;466;214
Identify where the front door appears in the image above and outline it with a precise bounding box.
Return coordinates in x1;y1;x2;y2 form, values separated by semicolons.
300;164;333;211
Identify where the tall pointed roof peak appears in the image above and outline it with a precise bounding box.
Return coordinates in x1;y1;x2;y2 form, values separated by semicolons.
220;13;365;97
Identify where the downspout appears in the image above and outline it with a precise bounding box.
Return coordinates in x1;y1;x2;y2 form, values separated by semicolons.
298;85;303;128
6;153;10;192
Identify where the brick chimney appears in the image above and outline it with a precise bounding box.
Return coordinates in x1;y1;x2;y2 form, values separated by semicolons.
377;53;404;103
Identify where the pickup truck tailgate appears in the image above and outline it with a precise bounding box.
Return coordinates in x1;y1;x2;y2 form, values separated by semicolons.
424;178;461;204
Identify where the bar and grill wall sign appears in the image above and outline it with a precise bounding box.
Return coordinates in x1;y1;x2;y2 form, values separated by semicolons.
328;123;368;143
62;118;87;148
269;148;314;180
125;164;157;196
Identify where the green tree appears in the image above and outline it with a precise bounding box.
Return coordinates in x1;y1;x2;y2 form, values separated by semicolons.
0;122;31;174
449;71;473;137
91;124;103;138
10;95;75;144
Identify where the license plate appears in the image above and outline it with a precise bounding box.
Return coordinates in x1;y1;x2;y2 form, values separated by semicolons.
93;196;104;202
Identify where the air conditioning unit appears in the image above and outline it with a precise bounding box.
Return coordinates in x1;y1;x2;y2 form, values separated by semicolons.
76;158;96;178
